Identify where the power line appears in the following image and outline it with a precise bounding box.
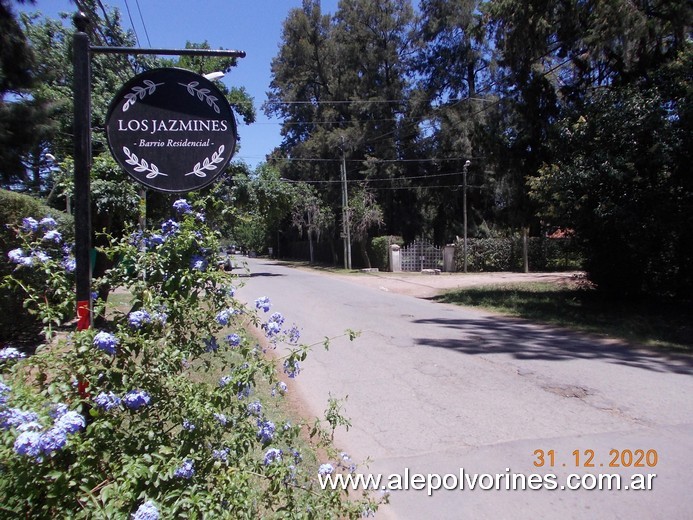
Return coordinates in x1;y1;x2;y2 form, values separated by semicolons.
133;0;152;47
122;0;141;47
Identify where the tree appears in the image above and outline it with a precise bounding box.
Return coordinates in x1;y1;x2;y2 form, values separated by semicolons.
0;0;60;192
347;188;384;268
291;183;334;264
267;0;417;249
530;45;692;298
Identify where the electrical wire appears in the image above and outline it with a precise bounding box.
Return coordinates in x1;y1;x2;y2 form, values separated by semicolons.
133;0;152;47
122;0;141;47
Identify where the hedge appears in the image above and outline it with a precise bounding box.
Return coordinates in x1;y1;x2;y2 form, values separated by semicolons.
453;236;582;272
0;189;73;348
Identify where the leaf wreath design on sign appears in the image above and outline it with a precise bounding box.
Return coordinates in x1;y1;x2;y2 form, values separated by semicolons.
122;146;167;179
122;80;164;112
186;145;225;177
179;81;222;114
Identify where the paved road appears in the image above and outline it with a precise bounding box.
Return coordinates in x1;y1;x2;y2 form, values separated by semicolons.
235;258;693;520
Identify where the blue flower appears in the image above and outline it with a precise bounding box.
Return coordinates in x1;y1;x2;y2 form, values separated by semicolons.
263;448;283;466
292;449;302;464
39;427;68;454
215;308;234;326
33;250;50;264
0;380;10;405
318;463;334;476
190;254;208;271
7;248;26;264
94;391;121;411
39;217;57;230
174;459;195;479
123;390;151;411
14;430;42;460
225;333;241;347
128;310;151;329
0;347;25;361
283;359;301;379
173;199;192;214
17;420;42;433
213;448;229;462
22;217;39;232
236;383;252;400
62;256;76;273
42;230;62;243
287;325;301;344
146;234;164;248
255;296;271;313
213;413;228;426
256;419;275;444
93;331;119;355
161;219;180;236
152;309;168;325
182;419;195;431
218;375;232;388
133;500;159;520
54;410;85;434
0;408;39;430
247;401;262;416
204;337;219;352
49;403;68;419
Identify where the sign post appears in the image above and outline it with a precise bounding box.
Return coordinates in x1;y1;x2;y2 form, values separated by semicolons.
72;12;245;329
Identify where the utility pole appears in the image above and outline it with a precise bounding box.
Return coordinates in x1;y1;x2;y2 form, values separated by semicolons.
462;159;471;273
340;138;352;270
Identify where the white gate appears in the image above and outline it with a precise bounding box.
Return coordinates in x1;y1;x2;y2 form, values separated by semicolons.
400;239;443;271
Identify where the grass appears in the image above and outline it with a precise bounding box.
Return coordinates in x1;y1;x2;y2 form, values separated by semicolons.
435;282;693;352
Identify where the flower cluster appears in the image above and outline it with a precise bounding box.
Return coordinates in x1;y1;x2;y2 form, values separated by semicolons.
7;216;75;273
0;347;26;361
94;391;121;411
256;419;276;444
93;331;119;355
263;448;283;466
173;199;192;215
255;296;271;313
128;310;151;329
122;390;151;411
173;459;195;479
1;385;84;463
133;500;159;520
283;358;301;379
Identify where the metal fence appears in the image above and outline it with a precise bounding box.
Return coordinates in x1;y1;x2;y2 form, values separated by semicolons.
400;239;443;271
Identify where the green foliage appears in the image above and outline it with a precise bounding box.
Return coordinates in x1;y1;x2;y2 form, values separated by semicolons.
453;236;580;272
529;46;692;297
0;189;73;347
0;201;380;518
369;235;404;271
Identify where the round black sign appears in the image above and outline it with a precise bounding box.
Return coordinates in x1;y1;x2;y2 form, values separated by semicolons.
106;68;237;193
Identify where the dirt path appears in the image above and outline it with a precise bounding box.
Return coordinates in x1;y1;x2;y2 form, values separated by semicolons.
322;269;582;299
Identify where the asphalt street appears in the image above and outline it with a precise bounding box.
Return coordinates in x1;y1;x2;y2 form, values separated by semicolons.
235;257;693;520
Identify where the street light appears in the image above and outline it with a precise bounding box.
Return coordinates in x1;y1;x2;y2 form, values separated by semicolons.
462;159;471;273
203;71;224;81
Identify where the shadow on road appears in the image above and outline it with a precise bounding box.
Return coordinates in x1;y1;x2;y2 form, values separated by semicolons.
413;316;693;376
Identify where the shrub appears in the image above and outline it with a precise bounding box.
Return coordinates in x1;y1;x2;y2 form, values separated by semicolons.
369;235;404;271
453;236;582;272
0;199;380;518
0;190;73;349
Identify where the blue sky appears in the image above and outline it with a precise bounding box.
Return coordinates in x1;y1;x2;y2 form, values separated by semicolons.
23;0;341;169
